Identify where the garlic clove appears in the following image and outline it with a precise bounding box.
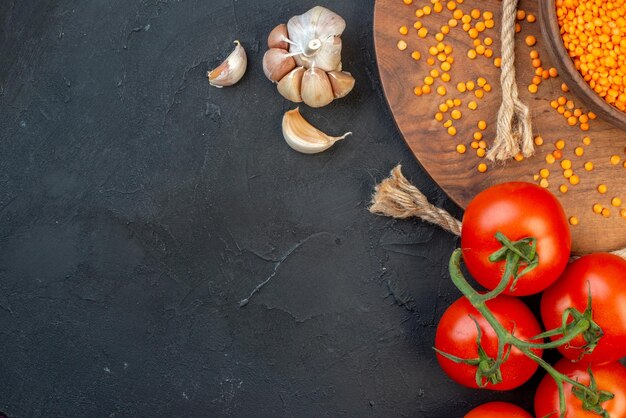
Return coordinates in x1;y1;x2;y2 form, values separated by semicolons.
301;67;334;108
315;36;343;72
282;107;351;154
263;48;297;83
327;71;355;99
277;67;305;103
268;23;290;50
208;40;247;88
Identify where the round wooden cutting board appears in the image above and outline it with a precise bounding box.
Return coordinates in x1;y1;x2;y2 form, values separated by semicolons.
374;0;626;254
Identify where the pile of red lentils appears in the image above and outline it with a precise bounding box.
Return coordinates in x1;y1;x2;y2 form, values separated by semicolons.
395;0;626;225
557;0;626;112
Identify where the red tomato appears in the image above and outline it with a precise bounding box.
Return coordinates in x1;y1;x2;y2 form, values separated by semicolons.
464;401;532;418
541;253;626;365
434;295;543;390
534;358;626;418
461;182;571;296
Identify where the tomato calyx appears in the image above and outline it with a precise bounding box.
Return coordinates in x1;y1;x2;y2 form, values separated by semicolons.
488;232;539;292
534;284;603;360
571;368;614;417
434;315;511;388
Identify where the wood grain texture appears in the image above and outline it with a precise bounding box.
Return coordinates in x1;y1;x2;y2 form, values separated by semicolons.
374;0;626;254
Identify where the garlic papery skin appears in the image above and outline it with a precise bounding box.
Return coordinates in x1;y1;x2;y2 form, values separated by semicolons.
282;107;351;154
263;48;297;83
300;67;334;108
277;67;305;103
208;40;247;88
268;24;290;50
293;36;342;72
327;71;355;98
287;6;346;72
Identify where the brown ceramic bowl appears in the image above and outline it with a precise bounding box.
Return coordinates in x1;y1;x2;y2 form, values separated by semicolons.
539;0;626;131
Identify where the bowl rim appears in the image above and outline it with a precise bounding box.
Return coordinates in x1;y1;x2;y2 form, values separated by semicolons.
538;0;626;131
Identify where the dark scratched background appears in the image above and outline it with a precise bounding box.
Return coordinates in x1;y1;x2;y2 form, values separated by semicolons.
0;1;540;416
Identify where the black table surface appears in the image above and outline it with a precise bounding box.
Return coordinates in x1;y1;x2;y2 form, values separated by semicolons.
0;1;540;416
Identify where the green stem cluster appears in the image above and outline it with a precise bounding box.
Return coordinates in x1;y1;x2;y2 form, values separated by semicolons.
445;247;612;418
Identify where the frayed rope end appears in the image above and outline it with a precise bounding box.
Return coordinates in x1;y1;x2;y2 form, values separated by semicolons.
369;165;462;236
370;165;625;260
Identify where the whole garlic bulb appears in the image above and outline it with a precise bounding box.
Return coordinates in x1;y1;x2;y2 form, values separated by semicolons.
262;6;355;108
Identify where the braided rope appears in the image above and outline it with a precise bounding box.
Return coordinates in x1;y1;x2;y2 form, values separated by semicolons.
487;0;535;162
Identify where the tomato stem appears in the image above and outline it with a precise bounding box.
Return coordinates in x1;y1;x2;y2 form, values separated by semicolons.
446;248;613;418
520;319;590;350
487;232;539;292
